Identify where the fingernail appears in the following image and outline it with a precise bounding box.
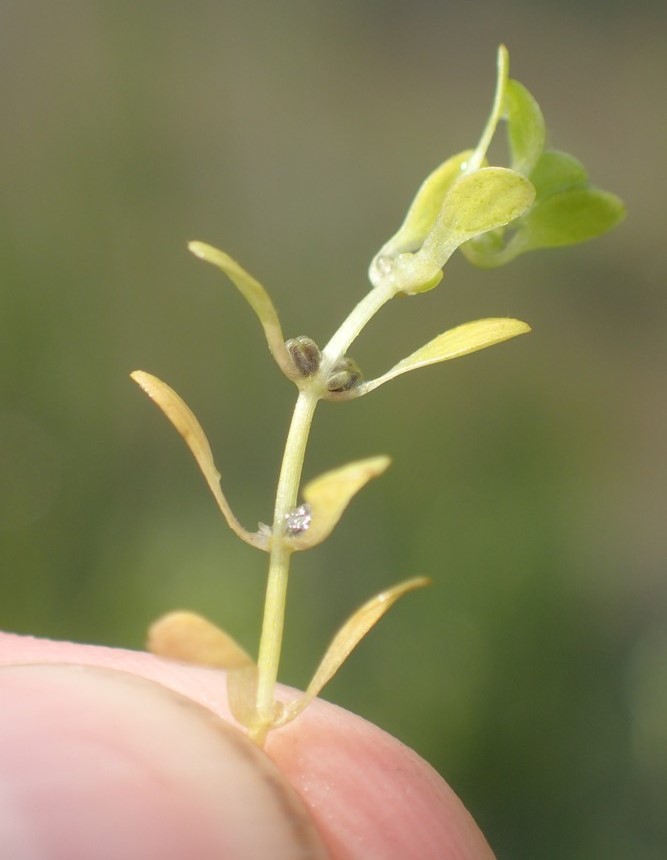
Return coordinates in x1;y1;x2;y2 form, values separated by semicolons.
0;664;328;859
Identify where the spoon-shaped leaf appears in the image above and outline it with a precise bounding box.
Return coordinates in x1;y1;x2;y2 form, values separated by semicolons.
510;186;626;252
188;241;295;379
357;318;531;395
276;576;431;726
131;371;267;550
462;158;626;268
429;167;535;241
288;455;391;550
396;168;535;294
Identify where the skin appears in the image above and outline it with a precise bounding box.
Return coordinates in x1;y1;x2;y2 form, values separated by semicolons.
0;632;495;860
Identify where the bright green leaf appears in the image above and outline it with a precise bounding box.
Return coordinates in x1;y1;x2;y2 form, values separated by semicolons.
511;186;627;252
529;150;589;197
504;78;545;176
289;456;391;550
461;157;625;267
188;241;295;379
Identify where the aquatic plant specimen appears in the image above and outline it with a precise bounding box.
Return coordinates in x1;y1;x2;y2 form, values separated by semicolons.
132;47;625;746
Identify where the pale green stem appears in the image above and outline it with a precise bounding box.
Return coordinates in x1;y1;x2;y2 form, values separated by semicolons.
252;280;395;744
321;281;395;371
253;389;318;738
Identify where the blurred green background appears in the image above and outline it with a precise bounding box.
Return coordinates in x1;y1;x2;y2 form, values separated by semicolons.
1;2;665;857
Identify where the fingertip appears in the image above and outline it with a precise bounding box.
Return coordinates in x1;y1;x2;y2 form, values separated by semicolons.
0;664;328;860
267;698;496;860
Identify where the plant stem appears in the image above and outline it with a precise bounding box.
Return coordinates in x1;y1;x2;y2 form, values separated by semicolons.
321;280;395;370
251;280;395;744
253;389;318;739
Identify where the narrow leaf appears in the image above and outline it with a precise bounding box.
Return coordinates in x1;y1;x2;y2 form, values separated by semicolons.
358;318;531;394
147;610;262;731
276;576;431;726
147;611;254;670
289;456;391;550
131;370;267;550
188;241;295;378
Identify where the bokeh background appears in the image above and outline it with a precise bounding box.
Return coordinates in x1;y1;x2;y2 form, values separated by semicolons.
1;2;665;857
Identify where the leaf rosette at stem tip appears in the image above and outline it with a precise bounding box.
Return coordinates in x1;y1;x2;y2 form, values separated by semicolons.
461;49;625;268
369;44;624;290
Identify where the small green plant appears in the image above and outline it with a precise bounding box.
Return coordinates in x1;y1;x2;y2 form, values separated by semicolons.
132;47;624;746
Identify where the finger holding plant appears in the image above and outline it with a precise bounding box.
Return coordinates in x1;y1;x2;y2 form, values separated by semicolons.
132;46;625;747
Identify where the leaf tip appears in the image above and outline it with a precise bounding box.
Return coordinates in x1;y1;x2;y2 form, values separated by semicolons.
187;240;207;259
130;369;153;393
371;454;392;475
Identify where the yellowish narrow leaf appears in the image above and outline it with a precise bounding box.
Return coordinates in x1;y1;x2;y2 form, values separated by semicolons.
147;610;263;732
188;241;294;378
289;455;391;550
277;576;431;726
147;610;254;670
359;318;531;394
131;370;267;550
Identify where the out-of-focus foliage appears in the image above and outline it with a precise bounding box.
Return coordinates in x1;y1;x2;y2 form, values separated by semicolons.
1;3;664;858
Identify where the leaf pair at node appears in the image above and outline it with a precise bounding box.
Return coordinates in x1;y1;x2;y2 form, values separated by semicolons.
131;368;393;552
148;577;430;741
